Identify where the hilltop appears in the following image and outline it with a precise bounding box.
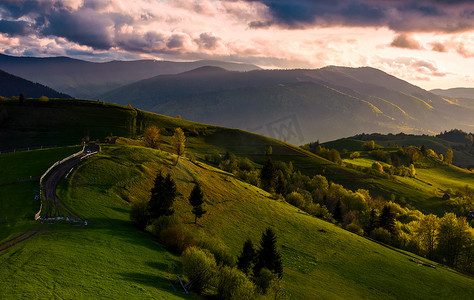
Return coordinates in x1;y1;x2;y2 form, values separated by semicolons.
0;69;70;99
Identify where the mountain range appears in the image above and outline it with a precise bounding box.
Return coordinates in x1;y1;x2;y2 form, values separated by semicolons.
0;53;260;99
1;53;473;143
101;65;474;143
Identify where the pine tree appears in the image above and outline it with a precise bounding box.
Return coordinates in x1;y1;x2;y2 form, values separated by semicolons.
260;159;277;192
237;239;255;275
379;205;396;234
189;184;206;224
147;172;177;222
333;200;343;223
254;228;283;278
367;209;379;234
275;173;287;196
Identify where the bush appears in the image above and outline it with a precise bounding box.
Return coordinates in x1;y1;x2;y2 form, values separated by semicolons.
197;235;235;266
182;246;217;293
346;222;364;235
160;226;194;254
148;215;179;237
370;227;392;244
285;191;305;209
217;266;256;300
130;201;148;230
254;268;275;294
39;96;49;102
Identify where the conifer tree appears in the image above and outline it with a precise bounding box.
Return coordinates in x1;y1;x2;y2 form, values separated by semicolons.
189;184;206;224
260;159;277;192
254;228;283;278
379;205;396;234
333;200;343;223
237;239;256;275
367;208;379;234
147;172;177;222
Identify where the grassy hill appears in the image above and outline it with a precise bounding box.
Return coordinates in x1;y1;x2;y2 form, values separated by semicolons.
324;134;474;169
2;144;473;299
2;99;471;217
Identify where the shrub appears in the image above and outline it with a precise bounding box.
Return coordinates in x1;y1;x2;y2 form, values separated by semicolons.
160;226;194;254
39;96;49;102
217;265;256;300
370;227;392;244
285;191;305;209
148;215;179;237
130;201;148;230
350;152;360;159
182;246;217;293
346;222;364;235
197;235;235;266
254;268;275;294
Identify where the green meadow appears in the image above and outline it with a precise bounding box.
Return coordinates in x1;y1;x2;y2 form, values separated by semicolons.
2;145;473;299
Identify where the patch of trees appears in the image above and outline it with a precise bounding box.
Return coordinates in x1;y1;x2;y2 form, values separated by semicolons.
437;129;474;144
180;228;285;298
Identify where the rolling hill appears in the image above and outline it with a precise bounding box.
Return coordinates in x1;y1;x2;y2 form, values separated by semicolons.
0;53;260;99
1;144;473;299
430;88;474;109
0;69;70;98
101;66;474;143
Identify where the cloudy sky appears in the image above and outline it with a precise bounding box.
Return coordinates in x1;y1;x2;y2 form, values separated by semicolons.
1;0;474;89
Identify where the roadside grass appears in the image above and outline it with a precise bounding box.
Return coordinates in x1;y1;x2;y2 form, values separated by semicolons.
0;146;82;241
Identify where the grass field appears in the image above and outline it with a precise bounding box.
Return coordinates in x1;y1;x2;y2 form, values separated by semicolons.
3;145;473;299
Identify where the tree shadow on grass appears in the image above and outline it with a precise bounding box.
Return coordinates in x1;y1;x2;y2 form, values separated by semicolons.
118;272;187;297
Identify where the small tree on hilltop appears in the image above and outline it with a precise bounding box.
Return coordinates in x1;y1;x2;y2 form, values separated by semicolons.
147;172;177;222
143;126;160;149
172;127;186;162
237;238;256;275
254;228;283;278
189;184;206;224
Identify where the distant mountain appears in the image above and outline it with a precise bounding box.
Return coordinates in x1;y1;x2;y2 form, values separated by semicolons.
431;88;474;109
101;66;474;143
431;87;474;99
0;69;70;98
0;54;260;98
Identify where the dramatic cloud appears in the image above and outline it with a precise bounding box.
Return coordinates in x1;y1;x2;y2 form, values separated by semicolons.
0;0;473;89
390;34;423;50
246;0;474;33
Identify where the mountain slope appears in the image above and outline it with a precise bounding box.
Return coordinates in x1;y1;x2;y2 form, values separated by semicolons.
101;66;474;143
0;69;70;98
0;53;260;98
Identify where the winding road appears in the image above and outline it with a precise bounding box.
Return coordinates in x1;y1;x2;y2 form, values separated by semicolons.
0;145;98;251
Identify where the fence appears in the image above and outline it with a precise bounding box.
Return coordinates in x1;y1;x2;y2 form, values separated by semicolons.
34;144;86;220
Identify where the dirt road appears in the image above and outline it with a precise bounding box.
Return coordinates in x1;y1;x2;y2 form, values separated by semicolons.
0;147;97;251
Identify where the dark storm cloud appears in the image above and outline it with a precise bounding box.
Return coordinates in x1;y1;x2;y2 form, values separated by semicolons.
41;8;115;50
0;20;33;36
246;0;474;32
